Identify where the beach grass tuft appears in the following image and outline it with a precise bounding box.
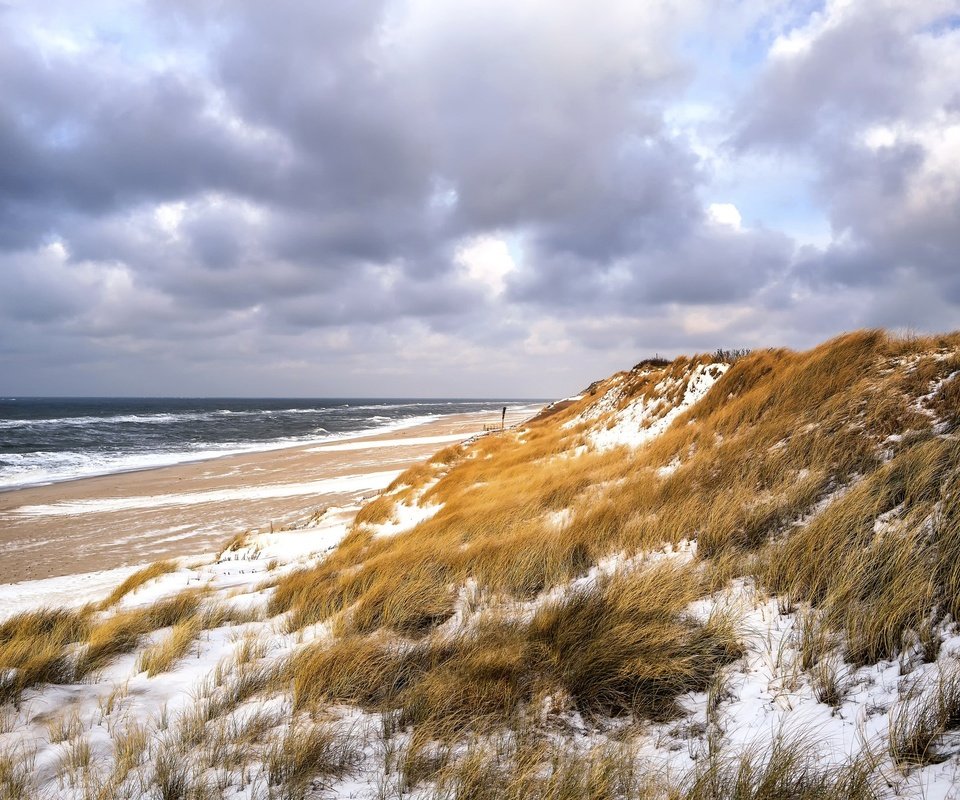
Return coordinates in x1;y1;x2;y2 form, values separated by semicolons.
99;559;179;608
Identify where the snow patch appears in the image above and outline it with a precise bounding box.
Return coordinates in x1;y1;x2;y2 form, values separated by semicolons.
9;470;402;516
366;500;444;538
590;362;728;451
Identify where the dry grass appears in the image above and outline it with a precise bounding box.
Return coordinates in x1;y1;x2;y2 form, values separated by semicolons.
80;590;202;676
99;559;178;608
264;717;357;798
6;328;954;797
353;492;398;526
291;561;739;738
888;666;960;769
44;708;84;744
137;614;203;676
0;607;89;702
0;744;35;800
762;437;960;664
263;330;960;755
682;735;879;800
427;737;658;800
271;445;630;632
111;721;149;786
528;563;740;719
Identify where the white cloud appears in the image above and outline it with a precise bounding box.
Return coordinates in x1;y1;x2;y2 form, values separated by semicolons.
455;235;516;295
707;203;743;230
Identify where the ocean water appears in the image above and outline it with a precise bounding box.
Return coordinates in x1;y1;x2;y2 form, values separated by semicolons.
0;398;537;491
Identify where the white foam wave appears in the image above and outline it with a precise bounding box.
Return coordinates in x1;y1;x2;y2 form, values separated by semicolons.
0;413;443;490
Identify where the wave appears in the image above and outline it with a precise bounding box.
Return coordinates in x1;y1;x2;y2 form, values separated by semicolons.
0;401;522;431
0;412;444;491
0;411;224;429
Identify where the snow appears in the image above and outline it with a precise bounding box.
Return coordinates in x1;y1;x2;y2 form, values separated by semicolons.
6;359;960;799
365;500;443;538
8;470;402;516
545;508;573;530
563;374;625;428
0;564;146;620
0;486;372;798
590;362;728;450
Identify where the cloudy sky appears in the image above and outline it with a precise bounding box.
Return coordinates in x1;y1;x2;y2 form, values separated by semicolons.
1;0;958;398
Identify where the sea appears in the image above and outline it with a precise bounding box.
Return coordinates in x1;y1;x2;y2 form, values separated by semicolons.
0;398;540;491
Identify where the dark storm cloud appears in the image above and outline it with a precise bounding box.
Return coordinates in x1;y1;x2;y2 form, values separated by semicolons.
0;29;285;239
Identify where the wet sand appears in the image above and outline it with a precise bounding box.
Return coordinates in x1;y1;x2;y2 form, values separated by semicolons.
0;408;534;583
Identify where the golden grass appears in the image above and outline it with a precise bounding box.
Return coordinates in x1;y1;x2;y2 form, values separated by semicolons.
761;437;960;664
291;561;738;738
137;614;202;676
79;590;202;676
264;717;357;797
44;708;84;743
271;445;631;631
929;366;960;430
99;559;178;608
0;744;35;800
263;329;960;756
682;735;879;800
428;738;657;800
0;607;90;702
528;562;740;719
1;329;956;797
353;493;397;526
110;721;148;788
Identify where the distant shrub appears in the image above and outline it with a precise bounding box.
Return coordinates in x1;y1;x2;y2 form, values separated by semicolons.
633;355;671;370
713;347;751;363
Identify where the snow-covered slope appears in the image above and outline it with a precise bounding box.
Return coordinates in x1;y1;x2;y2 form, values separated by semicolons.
5;331;960;799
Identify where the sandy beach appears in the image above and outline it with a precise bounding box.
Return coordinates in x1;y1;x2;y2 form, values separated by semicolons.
0;406;535;585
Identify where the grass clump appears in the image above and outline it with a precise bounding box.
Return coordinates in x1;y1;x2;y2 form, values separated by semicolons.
354;493;397;526
264;717;357;798
80;590;202;676
0;744;36;800
683;735;878;800
341;561;457;637
99;559;178;608
293;561;739;737
428;738;656;800
137;614;202;676
762;438;960;664
888;666;960;769
0;607;90;702
528;562;741;719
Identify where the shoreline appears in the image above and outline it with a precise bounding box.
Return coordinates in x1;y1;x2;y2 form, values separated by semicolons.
0;406;538;585
0;402;537;494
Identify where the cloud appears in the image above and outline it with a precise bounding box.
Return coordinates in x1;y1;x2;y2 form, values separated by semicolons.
455;236;516;296
707;203;743;230
0;0;958;397
728;0;960;324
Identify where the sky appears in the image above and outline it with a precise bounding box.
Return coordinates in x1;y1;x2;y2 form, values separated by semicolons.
1;0;959;398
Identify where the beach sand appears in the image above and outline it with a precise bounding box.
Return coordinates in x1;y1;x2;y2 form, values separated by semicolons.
0;407;534;584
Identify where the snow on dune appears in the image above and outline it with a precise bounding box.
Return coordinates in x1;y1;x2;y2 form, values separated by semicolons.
590;362;728;450
366;500;444;538
0;565;146;620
